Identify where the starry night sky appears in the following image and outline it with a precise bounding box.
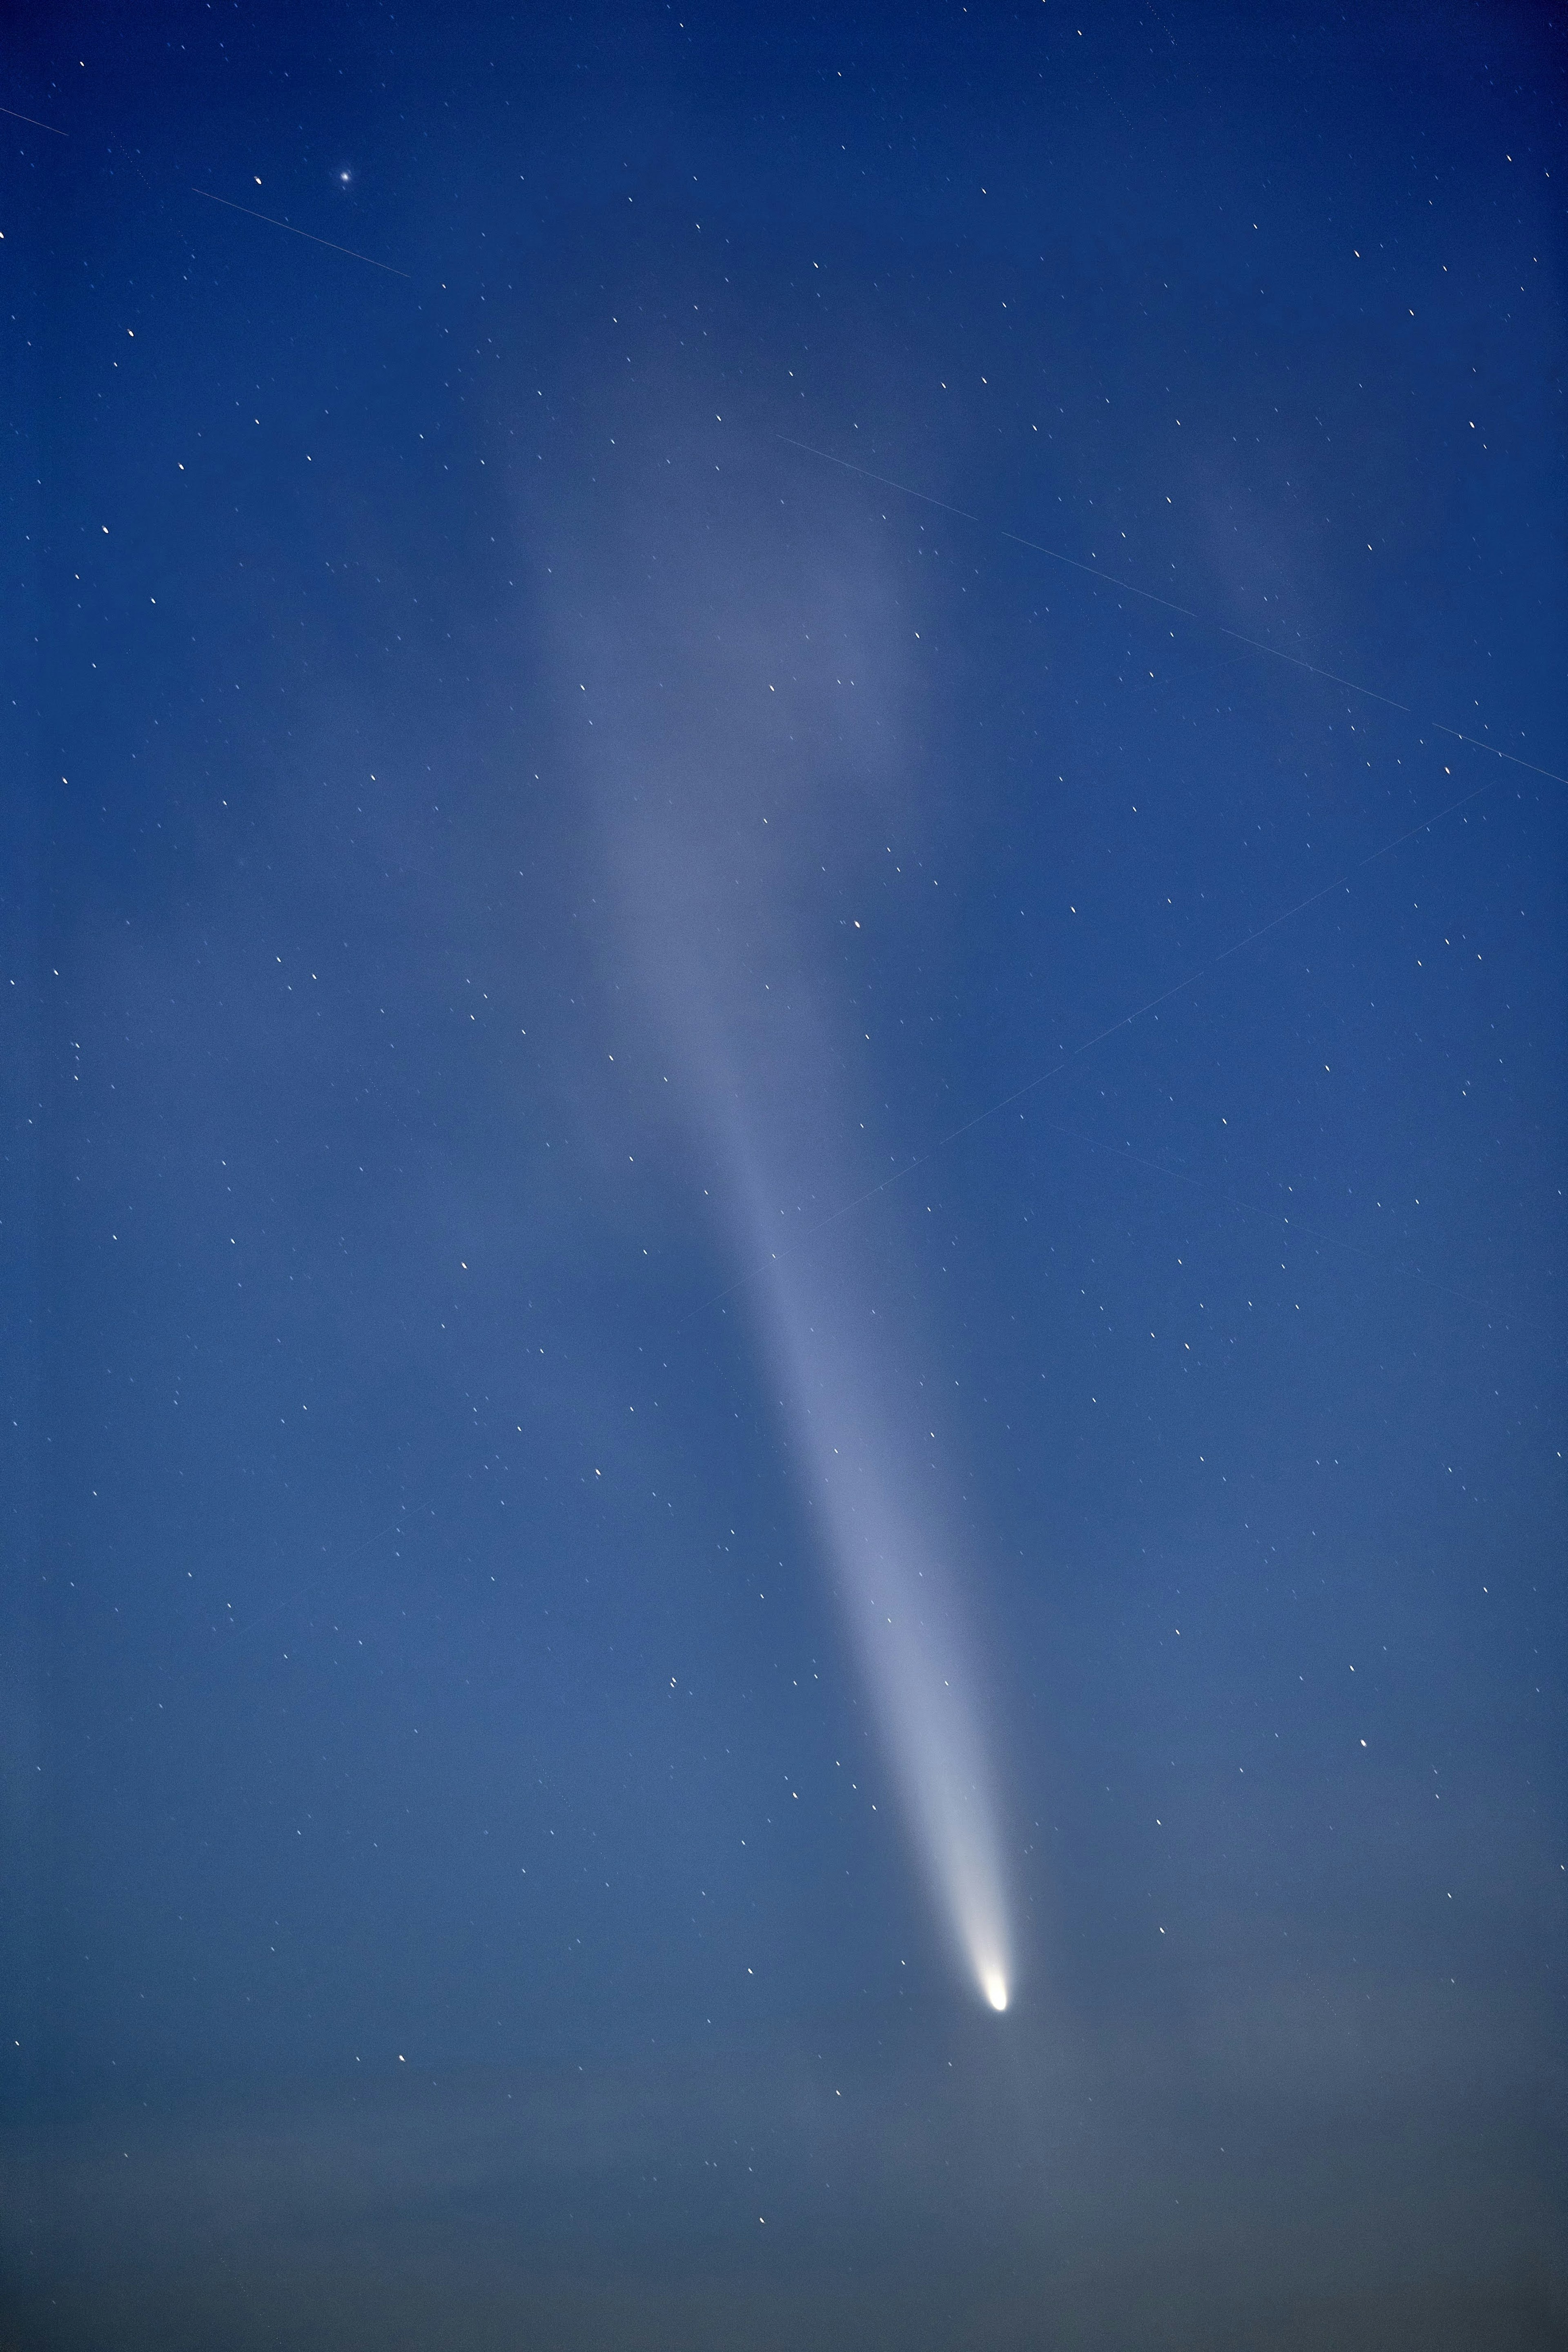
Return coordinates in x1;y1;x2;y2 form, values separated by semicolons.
6;4;1567;2346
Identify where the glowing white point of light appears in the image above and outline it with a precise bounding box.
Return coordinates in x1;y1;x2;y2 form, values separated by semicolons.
982;1970;1009;2013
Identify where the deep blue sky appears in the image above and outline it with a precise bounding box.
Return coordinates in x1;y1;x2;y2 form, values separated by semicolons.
6;4;1566;2346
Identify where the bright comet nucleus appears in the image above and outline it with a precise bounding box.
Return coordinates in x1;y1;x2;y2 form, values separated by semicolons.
582;501;1019;2025
748;1250;1016;2017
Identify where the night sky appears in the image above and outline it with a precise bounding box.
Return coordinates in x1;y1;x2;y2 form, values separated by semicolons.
7;4;1567;2346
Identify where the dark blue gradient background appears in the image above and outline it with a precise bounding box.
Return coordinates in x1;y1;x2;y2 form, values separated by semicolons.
4;4;1565;2345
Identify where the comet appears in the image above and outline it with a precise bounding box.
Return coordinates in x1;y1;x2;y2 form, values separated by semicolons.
737;1147;1015;2015
569;427;1018;2012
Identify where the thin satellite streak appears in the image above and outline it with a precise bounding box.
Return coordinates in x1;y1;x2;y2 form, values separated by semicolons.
0;102;68;134
190;187;412;276
687;434;1566;1317
777;434;1568;788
